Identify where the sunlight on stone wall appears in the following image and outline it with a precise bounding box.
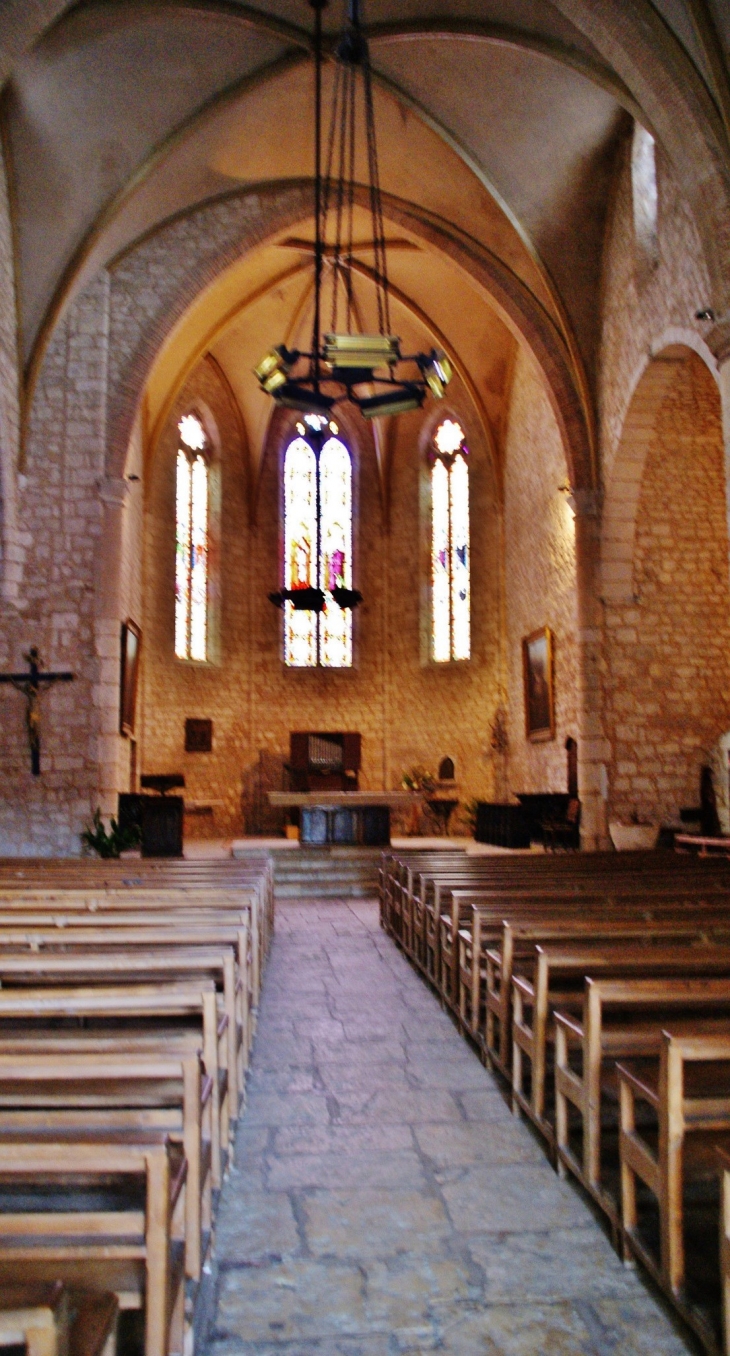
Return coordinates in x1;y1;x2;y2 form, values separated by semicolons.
503;347;579;797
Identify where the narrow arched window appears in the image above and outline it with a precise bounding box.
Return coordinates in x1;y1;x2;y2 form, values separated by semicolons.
431;418;470;662
631;123;659;271
175;413;209;661
283;416;353;668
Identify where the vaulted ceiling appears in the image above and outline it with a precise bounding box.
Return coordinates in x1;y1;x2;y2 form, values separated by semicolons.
2;0;729;486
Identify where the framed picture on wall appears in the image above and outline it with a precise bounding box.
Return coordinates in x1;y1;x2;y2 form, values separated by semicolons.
120;619;142;737
522;626;555;742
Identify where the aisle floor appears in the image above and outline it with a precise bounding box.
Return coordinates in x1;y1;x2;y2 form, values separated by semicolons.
205;900;695;1355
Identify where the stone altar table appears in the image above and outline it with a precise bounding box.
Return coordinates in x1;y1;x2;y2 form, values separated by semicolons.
268;791;415;846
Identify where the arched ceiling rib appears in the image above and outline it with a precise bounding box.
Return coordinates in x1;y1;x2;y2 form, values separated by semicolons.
3;0;730;454
4;0;636;426
144;218;510;486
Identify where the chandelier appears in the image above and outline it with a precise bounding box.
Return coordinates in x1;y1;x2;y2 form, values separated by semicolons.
255;0;453;427
262;0;453;614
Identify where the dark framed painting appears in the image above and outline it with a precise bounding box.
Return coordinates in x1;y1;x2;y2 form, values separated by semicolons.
522;626;555;743
185;717;213;753
119;619;142;737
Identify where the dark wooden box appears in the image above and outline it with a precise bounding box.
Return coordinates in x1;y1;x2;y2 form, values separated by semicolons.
118;792;184;858
475;802;531;849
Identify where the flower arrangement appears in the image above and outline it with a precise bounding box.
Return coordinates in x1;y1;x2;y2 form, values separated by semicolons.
401;765;437;794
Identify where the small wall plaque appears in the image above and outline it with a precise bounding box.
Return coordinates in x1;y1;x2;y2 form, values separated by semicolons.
185;718;213;753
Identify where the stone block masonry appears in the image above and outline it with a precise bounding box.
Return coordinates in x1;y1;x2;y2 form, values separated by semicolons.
140;359;504;838
604;351;730;825
0;275;111;854
503;347;580;798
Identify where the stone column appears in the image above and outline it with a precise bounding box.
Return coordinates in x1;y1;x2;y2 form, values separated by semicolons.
709;324;730;573
94;476;131;814
573;490;611;850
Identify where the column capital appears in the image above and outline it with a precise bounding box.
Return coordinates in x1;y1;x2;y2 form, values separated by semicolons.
98;476;132;509
570;488;600;518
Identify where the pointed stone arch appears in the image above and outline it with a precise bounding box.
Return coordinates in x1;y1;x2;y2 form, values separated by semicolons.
601;341;720;604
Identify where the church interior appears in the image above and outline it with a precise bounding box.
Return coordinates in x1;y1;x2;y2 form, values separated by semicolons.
2;0;730;1352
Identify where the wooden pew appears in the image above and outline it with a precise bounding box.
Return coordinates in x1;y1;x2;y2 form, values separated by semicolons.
0;984;228;1186
0;1051;211;1280
617;1032;730;1352
0;892;262;1012
555;982;730;1205
478;903;730;1067
429;872;730;1004
0;1282;69;1356
0;922;254;1064
448;880;730;1015
717;1147;730;1356
0;1135;185;1356
0;855;272;1351
512;944;730;1132
0;946;244;1118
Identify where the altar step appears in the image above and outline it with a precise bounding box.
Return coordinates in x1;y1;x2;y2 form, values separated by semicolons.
271;847;382;900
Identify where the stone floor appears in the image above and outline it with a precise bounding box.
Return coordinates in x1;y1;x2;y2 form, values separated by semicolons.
204;900;697;1355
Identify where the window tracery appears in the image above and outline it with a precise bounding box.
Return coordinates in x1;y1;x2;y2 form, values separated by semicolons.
431;418;470;663
175;413;209;662
283;417;353;668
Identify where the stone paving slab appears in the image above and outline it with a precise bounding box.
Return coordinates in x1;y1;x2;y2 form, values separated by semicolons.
205;899;697;1356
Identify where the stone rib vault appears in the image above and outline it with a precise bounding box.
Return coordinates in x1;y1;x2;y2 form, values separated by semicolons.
205;901;693;1355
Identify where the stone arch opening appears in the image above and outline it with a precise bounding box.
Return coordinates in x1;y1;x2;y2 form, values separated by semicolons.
602;345;730;827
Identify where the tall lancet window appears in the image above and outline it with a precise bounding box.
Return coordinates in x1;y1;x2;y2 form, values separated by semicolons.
175;413;209;661
431;418;470;662
284;416;353;668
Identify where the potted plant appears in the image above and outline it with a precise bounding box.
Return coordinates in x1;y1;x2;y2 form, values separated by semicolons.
81;808;142;859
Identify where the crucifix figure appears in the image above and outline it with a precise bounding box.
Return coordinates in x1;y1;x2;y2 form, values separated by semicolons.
0;647;74;775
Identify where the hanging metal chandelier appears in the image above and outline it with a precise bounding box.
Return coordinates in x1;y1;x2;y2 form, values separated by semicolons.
254;0;453;426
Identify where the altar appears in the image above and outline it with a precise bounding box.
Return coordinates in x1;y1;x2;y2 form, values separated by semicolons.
268;791;414;846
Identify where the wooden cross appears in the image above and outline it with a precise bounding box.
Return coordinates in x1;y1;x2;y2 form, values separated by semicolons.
0;647;74;775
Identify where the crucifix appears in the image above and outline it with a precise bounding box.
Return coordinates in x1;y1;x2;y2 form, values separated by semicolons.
0;647;74;775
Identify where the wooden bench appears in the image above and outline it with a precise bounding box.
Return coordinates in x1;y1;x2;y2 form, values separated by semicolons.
512;944;730;1132
0;946;245;1119
0;1135;185;1356
0;1051;211;1280
617;1032;730;1352
554;980;730;1206
1;1282;119;1356
452;879;730;1000
0;921;255;1065
0;983;228;1186
478;904;730;1067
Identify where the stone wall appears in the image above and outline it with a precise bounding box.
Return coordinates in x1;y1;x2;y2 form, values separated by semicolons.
0;275;110;854
599;129;715;487
0;146;22;607
503;346;580;797
603;351;730;825
139;362;503;837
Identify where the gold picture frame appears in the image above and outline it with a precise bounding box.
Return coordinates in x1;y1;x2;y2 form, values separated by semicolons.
119;619;142;737
522;626;555;742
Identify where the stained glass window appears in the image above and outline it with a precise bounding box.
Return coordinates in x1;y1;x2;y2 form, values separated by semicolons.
431;419;470;662
284;436;318;668
175;414;209;661
283;420;353;668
